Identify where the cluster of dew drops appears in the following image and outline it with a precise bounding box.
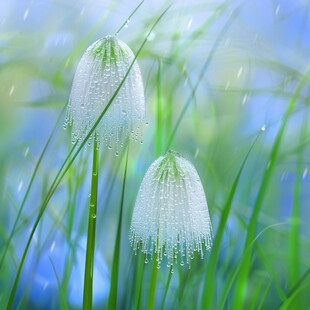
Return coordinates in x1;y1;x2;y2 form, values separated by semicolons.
130;151;213;271
64;36;148;155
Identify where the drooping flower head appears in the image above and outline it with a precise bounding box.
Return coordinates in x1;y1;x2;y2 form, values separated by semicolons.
130;150;212;268
64;35;145;154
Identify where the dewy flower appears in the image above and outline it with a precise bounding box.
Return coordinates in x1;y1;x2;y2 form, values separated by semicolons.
64;35;145;154
130;150;212;268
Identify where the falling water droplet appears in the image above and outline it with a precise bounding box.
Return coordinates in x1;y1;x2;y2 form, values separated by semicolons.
9;85;15;96
303;168;308;179
50;241;56;253
24;147;29;157
80;5;85;16
23;8;29;21
18;181;23;192
225;80;230;90
242;94;248;105
194;148;199;159
275;4;280;16
187;17;193;29
237;66;243;79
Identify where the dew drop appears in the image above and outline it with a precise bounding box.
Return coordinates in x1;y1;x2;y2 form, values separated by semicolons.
124;19;131;28
261;124;266;132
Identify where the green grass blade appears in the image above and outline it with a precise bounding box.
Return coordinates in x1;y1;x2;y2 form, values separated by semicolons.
6;7;171;308
232;69;310;310
147;259;159;310
278;264;310;308
278;281;310;310
49;257;69;310
133;252;145;310
160;266;173;310
107;146;129;310
257;279;272;310
0;106;66;269
115;0;145;35
288;116;307;291
156;60;162;156
201;133;260;310
83;140;99;310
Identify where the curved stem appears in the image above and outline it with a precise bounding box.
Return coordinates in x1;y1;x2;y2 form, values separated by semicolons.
83;140;99;310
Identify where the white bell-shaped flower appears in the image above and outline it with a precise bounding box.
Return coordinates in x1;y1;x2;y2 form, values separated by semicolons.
64;35;145;153
130;150;212;268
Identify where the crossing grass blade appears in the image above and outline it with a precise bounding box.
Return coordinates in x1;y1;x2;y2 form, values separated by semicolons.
49;257;68;310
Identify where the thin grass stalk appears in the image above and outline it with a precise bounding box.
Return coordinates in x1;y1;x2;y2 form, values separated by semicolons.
83;140;99;310
49;257;69;310
134;252;145;310
156;60;162;157
147;258;159;310
115;0;145;35
107;146;129;310
201;133;260;310
288;116;307;290
232;69;310;310
6;7;170;308
160;266;173;310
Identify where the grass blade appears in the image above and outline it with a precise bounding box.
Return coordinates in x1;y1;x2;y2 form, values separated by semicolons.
82;140;99;310
49;257;69;310
115;0;145;35
288;116;307;290
201;133;260;310
232;69;310;310
156;60;162;156
107;146;129;310
160;266;173;310
0;106;66;269
147;259;159;310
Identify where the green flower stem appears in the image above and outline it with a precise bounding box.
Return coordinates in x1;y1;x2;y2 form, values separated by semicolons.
83;140;99;310
147;258;158;310
160;266;173;310
107;146;129;310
